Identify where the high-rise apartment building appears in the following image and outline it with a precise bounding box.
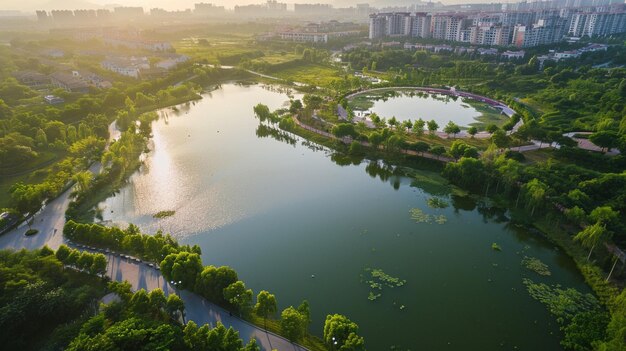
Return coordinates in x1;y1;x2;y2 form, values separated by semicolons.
368;4;626;47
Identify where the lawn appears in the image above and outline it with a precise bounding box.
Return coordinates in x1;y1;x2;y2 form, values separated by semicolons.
271;63;343;87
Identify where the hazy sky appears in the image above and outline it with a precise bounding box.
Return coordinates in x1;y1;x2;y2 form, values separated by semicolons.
2;0;506;12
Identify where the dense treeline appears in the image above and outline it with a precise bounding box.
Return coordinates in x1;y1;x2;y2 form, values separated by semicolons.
63;220;201;263
0;247;107;350
159;251;364;350
0;244;262;351
66;281;260;351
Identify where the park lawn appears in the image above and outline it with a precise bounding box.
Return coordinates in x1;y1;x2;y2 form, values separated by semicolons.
272;63;343;87
252;52;301;65
175;40;258;64
0;149;63;176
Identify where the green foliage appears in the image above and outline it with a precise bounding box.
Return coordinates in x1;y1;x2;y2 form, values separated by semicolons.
521;256;551;276
64;221;200;263
160;252;203;290
254;290;277;322
0;248;106;350
323;314;365;351
281;306;306;341
332;123;358;139
153;210;176;218
523;279;608;351
195;265;239;306
223;281;253;315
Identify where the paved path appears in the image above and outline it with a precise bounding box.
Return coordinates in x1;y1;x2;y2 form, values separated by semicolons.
71;243;308;351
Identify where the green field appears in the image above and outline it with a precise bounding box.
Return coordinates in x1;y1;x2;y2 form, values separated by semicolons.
272;63;343;87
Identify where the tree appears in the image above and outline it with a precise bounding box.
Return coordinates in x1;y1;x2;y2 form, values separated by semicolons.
280;306;305;341
408;141;429;155
194;265;238;305
297;300;311;332
574;222;610;261
10;182;45;216
427;119;438;135
223;281;252;315
55;244;71;263
72;171;92;193
486;124;499;134
523;179;549;216
491;129;509;149
387;116;398;129
449;140;478;159
159;252;203;290
323;314;365;351
90;254;107;276
254;290;277;328
589;131;620;153
412;118;425;135
77;252;94;271
467;126;478;138
303;95;323;110
148;288;167;318
331;123;358;139
129;289;151;315
166;294;185;320
289;99;303;114
401;120;413;133
444;121;461;138
589;206;618;226
429;145;446;159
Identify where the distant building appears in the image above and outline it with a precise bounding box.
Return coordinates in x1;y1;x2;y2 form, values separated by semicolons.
50;72;90;93
103;36;172;52
156;54;189;70
194;3;226;16
44;95;64;104
13;70;50;89
101;57;149;78
501;50;526;59
368;5;626;48
71;70;112;89
42;49;64;58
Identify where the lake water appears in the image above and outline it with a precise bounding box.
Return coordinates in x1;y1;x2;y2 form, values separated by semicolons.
350;89;498;129
99;83;588;350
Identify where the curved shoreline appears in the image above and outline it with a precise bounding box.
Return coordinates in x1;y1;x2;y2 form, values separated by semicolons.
345;86;517;118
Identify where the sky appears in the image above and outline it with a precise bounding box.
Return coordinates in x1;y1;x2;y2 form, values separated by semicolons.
1;0;506;12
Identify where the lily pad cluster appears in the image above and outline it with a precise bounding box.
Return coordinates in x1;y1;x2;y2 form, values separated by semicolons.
410;208;447;225
427;197;449;209
522;256;551;276
363;268;407;302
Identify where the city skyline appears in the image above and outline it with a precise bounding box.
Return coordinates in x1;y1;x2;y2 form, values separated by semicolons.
1;0;591;12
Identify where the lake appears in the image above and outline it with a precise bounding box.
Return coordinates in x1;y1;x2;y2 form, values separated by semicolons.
99;83;588;350
348;89;505;130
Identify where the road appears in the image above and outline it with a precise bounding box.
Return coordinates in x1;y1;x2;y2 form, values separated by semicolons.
73;244;308;351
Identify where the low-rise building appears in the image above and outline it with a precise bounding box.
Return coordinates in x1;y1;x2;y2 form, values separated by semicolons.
101;56;149;78
44;95;64;104
501;50;525;59
50;72;90;93
13;70;50;89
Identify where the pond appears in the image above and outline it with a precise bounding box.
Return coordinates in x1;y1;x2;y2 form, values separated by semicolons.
99;83;588;350
348;88;508;130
